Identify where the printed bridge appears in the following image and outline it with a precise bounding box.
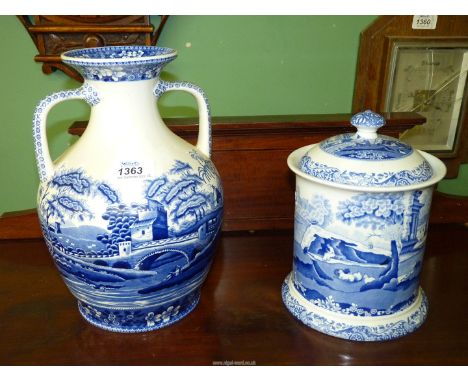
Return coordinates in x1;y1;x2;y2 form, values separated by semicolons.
117;212;220;270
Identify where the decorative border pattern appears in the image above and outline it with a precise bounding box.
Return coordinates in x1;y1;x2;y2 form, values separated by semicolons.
300;290;417;318
33;84;100;181
62;46;175;63
78;63;165;82
78;290;201;333
299;156;433;187
282;274;428;341
154;80;212;155
319;134;413;160
62;46;177;82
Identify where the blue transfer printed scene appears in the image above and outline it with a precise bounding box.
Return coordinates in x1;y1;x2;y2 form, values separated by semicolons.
320;133;414;160
292;189;431;317
38;151;223;331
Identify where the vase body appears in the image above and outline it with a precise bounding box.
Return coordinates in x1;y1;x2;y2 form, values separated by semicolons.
33;46;223;332
282;111;446;341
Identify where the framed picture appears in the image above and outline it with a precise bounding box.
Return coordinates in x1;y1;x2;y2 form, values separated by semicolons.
384;40;468;156
353;16;468;177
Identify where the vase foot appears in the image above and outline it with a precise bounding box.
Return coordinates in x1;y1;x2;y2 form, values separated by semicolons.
77;289;201;333
282;273;428;341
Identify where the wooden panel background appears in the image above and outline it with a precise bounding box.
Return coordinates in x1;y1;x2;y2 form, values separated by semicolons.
1;112;467;240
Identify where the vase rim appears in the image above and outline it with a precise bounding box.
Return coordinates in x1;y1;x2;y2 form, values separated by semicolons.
61;45;177;66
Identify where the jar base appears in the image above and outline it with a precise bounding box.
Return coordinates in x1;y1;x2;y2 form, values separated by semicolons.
282;273;428;341
77;289;201;333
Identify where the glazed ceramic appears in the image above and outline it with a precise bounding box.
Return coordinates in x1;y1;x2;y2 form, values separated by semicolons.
282;110;446;341
33;46;223;332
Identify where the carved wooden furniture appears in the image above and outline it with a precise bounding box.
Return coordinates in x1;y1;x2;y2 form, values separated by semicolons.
2;112;467;240
18;16;169;82
353;15;468;178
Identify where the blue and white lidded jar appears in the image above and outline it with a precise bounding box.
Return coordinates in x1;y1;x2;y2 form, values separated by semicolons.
33;46;223;332
282;110;446;341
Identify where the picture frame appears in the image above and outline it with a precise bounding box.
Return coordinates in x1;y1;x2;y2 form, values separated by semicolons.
384;39;468;157
353;16;468;178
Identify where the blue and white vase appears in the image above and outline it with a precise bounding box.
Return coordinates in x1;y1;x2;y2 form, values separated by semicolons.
282;110;446;341
33;46;223;332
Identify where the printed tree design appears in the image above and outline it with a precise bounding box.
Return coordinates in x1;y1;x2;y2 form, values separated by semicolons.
145;155;218;234
97;183;120;204
337;193;405;230
170;160;192;177
39;171;94;228
38;169;124;257
190;150;218;183
39;170;122;231
97;203;146;255
296;194;333;227
175;194;208;221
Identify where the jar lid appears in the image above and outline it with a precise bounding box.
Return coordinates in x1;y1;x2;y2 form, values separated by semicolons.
298;110;434;188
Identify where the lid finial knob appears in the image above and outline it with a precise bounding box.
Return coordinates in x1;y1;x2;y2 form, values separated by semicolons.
350;110;385;139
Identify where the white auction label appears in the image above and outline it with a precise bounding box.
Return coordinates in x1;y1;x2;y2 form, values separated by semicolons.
412;15;438;30
116;160;150;180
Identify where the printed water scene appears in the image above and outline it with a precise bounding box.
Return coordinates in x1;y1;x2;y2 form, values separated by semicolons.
293;188;432;317
38;150;223;330
319;133;414;160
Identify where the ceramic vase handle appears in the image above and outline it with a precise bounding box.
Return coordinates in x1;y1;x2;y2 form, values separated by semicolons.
32;84;100;182
154;80;212;158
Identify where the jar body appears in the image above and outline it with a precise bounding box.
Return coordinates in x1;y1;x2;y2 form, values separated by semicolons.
35;72;223;332
283;175;433;341
283;111;447;341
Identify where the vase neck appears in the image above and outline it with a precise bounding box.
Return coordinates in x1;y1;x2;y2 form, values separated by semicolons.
84;78;167;138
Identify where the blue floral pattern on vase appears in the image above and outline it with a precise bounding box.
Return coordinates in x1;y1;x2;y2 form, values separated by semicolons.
78;291;200;333
299;156;433;187
38;151;223;333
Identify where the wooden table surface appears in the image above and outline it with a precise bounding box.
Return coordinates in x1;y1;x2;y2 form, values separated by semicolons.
1;224;467;366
